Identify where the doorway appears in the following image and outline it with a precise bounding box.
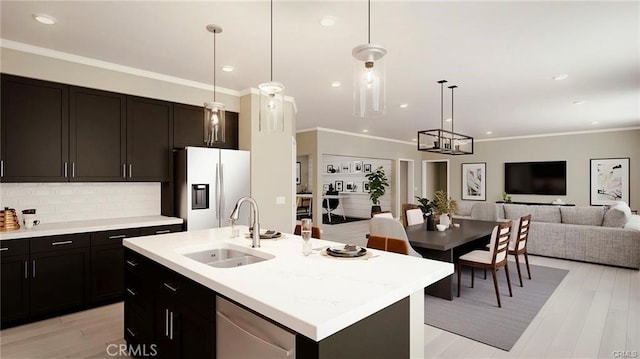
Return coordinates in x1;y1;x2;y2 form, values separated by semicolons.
421;160;449;200
396;159;415;217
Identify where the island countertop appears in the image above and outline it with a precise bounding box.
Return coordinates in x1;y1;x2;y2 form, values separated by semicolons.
123;226;453;341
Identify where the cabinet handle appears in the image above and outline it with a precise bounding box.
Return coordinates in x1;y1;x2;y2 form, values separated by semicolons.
126;260;139;267
64;162;68;178
129;164;132;178
1;160;4;177
126;328;136;338
108;234;126;239
72;162;75;178
32;260;36;278
24;260;28;279
126;288;137;296
0;247;8;251
169;311;174;340
51;240;73;246
163;282;178;292
122;164;126;178
165;309;169;337
155;230;171;234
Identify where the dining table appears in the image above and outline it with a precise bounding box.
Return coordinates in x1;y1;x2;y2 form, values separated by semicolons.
406;218;501;300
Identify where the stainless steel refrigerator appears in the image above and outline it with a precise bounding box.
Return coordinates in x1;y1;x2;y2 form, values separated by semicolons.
175;147;251;230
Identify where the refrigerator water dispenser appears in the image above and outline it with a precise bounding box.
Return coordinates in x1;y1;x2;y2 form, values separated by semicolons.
192;184;209;210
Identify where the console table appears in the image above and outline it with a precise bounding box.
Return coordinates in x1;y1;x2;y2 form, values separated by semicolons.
496;201;575;206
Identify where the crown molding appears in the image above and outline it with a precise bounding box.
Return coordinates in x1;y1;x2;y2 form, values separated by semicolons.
475;126;640;142
297;127;416;146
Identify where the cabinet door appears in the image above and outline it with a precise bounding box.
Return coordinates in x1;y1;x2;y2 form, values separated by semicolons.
126;96;172;181
91;244;124;303
1;74;69;182
70;86;126;181
217;111;239;150
30;246;90;316
173;104;239;150
0;255;30;325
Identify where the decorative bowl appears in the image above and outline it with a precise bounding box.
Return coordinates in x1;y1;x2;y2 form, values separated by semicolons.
436;224;447;231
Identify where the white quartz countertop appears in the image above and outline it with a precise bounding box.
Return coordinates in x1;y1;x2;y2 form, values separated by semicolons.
0;215;183;240
123;226;453;341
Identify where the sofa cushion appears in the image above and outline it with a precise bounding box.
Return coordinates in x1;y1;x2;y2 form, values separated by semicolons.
470;203;504;221
560;206;604;226
625;215;640;231
504;204;561;223
603;202;631;228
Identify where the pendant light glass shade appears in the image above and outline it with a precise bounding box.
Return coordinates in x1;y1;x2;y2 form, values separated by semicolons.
353;44;386;118
352;0;386;118
204;101;226;145
258;81;285;133
259;0;285;133
204;24;225;145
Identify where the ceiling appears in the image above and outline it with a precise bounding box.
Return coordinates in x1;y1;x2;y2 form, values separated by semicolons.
1;1;638;142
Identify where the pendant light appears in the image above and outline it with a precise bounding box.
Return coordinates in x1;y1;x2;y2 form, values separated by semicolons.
204;24;226;145
417;80;474;155
352;0;386;118
258;0;285;133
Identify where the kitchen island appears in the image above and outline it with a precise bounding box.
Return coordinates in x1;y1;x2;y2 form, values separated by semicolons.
123;226;453;358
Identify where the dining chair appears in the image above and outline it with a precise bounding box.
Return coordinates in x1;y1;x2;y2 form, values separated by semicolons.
369;217;422;258
293;224;322;239
405;208;424;226
510;214;532;287
372;211;393;219
457;221;513;308
401;203;420;227
366;235;409;255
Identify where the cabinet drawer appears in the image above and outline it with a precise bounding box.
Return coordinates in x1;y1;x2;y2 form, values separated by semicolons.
139;224;183;236
91;228;140;247
124;249;154;279
30;233;89;253
0;239;29;258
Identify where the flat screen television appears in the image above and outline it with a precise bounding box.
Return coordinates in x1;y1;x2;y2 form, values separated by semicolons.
504;161;567;195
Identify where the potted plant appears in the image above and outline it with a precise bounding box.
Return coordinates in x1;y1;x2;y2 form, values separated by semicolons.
432;190;458;228
365;166;389;214
502;191;513;203
415;196;436;230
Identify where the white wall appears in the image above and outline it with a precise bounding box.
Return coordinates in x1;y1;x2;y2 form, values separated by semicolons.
0;182;160;224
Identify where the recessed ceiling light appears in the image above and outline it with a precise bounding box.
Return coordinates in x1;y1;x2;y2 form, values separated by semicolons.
445;118;452;122
485;131;492;135
331;81;341;87
33;14;56;25
553;74;569;81
221;65;234;72
592;121;599;125
573;100;586;105
320;16;336;27
362;129;368;133
399;103;408;108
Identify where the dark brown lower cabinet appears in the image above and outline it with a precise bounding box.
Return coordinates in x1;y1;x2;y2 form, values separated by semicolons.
0;252;30;323
91;228;141;303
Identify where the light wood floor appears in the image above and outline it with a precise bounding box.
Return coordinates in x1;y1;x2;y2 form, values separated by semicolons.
1;221;637;358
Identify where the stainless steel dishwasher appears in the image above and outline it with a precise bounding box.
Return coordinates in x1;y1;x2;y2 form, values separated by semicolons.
216;296;295;358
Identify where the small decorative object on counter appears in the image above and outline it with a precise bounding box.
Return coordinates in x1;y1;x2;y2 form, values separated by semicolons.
0;207;20;231
301;218;312;256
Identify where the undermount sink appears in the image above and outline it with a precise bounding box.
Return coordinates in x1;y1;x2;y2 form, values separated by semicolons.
183;247;273;268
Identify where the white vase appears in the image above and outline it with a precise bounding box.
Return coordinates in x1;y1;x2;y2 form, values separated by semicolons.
439;213;450;228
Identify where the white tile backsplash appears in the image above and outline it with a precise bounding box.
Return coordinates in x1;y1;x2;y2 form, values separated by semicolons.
0;182;161;224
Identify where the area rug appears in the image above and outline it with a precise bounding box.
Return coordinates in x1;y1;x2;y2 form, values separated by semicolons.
424;262;568;351
322;214;369;225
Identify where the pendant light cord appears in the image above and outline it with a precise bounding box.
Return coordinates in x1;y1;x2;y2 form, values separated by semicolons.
367;0;371;44
270;0;274;81
213;32;217;102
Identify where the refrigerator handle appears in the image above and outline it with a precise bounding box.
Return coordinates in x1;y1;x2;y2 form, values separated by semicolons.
216;162;222;225
219;163;225;221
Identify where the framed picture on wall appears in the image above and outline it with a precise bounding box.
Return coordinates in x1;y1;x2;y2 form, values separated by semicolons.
335;180;344;192
326;164;334;174
296;162;301;185
353;161;363;173
346;182;354;191
362;182;370;192
590;157;630;206
323;184;330;192
364;164;372;173
461;162;486;201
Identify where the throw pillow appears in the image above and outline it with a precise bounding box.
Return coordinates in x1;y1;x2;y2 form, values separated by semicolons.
560;206;605;226
602;202;631;228
624;215;640;231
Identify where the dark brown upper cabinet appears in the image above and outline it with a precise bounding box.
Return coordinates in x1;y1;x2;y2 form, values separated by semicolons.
126;96;173;182
173;103;238;150
1;74;69;182
69;86;127;181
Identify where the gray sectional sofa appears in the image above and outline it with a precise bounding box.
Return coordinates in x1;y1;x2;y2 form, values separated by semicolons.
455;201;640;269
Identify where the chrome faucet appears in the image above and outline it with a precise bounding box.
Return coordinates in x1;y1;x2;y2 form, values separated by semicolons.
230;196;260;248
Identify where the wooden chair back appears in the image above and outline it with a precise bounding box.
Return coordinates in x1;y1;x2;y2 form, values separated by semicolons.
514;214;531;252
405;209;424;226
366;235;409;255
371;211;393;218
401;203;420;227
490;221;513;266
293;224;322;239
